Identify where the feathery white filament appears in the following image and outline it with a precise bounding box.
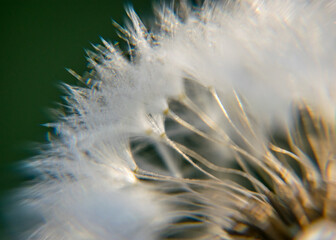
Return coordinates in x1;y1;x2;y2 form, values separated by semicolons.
13;0;336;240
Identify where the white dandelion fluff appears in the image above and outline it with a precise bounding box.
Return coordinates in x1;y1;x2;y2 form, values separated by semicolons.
13;0;336;239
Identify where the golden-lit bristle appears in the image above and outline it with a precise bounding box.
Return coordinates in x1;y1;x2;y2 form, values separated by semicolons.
132;80;336;239
223;103;336;240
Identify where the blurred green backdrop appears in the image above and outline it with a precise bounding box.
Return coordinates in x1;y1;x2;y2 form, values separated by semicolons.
0;0;152;238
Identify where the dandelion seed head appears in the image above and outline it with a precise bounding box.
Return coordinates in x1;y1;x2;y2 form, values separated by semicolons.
13;0;336;239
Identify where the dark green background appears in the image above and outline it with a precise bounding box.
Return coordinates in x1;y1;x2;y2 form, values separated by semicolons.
0;1;152;238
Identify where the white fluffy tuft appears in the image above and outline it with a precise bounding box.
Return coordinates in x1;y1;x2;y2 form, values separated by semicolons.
13;0;336;239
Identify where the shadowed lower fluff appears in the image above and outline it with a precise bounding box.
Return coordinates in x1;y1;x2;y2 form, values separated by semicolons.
12;0;336;239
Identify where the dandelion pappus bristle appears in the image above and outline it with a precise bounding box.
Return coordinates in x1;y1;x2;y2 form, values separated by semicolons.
130;76;336;239
11;0;336;239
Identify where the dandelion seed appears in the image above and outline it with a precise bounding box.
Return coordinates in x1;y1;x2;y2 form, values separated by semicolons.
12;0;336;239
